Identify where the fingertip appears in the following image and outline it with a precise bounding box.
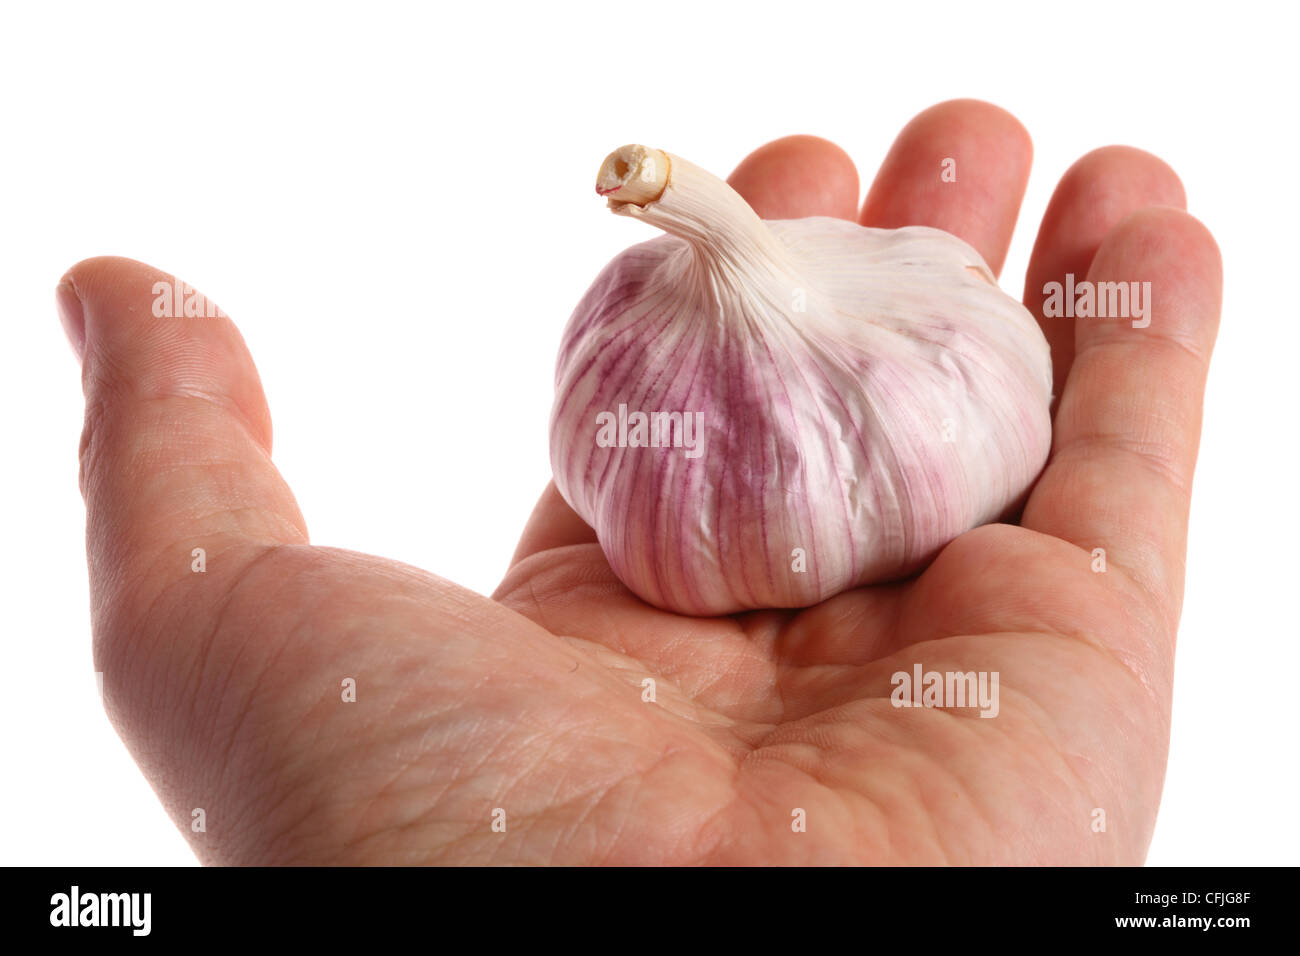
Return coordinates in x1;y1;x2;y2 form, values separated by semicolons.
1104;204;1218;268
1031;147;1188;279
55;278;85;363
59;255;156;306
61;255;274;451
1057;146;1187;213
57;256;149;363
1087;205;1223;354
907;98;1034;157
727;134;860;220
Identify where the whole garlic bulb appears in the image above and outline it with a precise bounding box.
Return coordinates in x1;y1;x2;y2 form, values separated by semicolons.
550;145;1052;616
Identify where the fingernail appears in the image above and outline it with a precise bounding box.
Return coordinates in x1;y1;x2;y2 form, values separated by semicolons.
56;280;85;362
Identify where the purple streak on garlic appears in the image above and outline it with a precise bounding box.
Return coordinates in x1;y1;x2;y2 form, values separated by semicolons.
550;145;1053;616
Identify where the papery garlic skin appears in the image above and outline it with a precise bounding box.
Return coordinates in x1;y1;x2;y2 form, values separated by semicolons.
551;147;1053;616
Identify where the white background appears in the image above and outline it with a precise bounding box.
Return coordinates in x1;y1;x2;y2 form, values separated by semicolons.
1;1;1294;865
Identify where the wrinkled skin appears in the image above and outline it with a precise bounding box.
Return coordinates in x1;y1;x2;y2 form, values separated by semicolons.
61;100;1220;864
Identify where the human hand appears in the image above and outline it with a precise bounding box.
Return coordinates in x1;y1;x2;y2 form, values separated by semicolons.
61;99;1220;864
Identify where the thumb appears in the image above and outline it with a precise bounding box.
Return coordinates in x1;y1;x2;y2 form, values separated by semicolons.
58;254;308;707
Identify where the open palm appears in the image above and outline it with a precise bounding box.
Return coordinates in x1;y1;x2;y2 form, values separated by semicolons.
63;100;1220;865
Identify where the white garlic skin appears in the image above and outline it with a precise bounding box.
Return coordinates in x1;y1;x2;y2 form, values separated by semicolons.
551;150;1052;616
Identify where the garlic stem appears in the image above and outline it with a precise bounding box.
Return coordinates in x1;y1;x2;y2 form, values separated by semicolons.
597;144;795;287
596;145;670;205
